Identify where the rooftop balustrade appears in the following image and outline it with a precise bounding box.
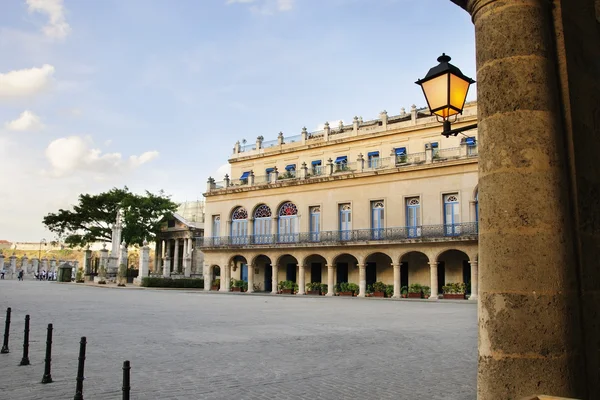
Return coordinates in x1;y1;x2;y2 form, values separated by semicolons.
196;222;478;249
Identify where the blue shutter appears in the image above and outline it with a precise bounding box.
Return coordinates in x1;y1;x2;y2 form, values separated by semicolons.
311;160;321;166
431;142;439;148
466;137;476;146
240;171;250;179
265;167;275;173
285;164;296;171
395;147;406;155
335;156;347;163
367;151;379;157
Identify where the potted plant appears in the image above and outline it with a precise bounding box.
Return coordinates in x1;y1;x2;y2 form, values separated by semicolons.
442;282;467;299
232;279;245;292
371;281;387;297
385;284;394;298
408;283;424;298
365;284;373;297
306;282;321;295
211;278;220;291
278;280;295;294
338;282;359;296
320;283;328;295
401;286;408;298
75;267;85;283
422;285;431;298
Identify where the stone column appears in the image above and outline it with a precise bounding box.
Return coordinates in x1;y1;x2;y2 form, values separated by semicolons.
21;256;28;277
247;264;254;293
99;245;108;273
83;248;92;275
118;241;127;269
271;264;279;294
173;239;180;273
203;264;211;292
379;110;388;130
154;240;161;272
392;263;400;298
10;253;17;278
225;264;232;291
134;241;149;285
49;257;56;277
465;0;591;397
428;262;438;299
357;154;364;173
163;240;171;278
326;264;335;297
469;260;478;301
248;219;255;244
352;116;359;136
32;258;39;275
297;264;305;295
323;122;330;141
326;158;333;176
357;263;366;297
41;258;48;274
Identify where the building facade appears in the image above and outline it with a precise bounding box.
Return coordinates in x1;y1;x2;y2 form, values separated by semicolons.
198;102;479;299
156;213;204;277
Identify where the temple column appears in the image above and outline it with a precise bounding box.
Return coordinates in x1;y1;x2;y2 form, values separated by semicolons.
297;264;305;295
428;262;438;299
173;239;180;273
326;264;335;297
465;0;590;397
392;263;401;298
204;264;211;292
357;263;366;297
247;264;254;293
271;264;279;294
162;240;171;278
469;260;478;301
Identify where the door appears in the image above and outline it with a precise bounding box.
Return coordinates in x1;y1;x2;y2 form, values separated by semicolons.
339;205;352;241
366;262;377;287
278;216;298;243
406;198;421;238
311;263;322;283
310;208;320;242
240;263;248;282
444;194;460;236
400;262;409;290
254;218;271;244
371;201;384;240
286;263;296;282
437;261;446;295
336;263;349;283
463;260;471;295
264;264;272;292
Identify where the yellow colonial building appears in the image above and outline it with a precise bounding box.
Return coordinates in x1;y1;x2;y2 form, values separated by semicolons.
199;102;479;300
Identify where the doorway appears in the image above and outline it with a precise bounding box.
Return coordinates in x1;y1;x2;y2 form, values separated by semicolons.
400;262;408;289
264;264;272;292
366;262;377;286
311;263;322;283
337;262;349;283
437;261;446;295
286;263;296;282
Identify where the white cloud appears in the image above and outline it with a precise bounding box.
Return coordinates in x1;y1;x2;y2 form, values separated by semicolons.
44;136;159;177
226;0;294;14
214;163;231;179
5;110;44;131
316;119;344;131
0;64;55;98
26;0;71;39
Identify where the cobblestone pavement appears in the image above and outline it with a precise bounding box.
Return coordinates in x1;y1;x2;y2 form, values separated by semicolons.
0;281;477;399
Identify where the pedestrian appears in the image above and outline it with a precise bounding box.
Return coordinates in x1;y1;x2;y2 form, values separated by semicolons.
18;269;24;281
0;267;5;280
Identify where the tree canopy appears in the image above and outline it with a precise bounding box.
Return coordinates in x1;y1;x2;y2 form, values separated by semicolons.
42;187;178;247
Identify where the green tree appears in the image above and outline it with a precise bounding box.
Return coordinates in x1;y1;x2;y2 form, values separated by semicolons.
42;187;177;247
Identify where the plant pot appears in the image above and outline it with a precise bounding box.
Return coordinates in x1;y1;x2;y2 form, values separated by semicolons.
443;293;466;300
408;292;423;299
401;294;408;298
372;291;385;298
307;290;321;295
211;285;219;291
339;291;353;297
232;287;241;292
281;288;294;294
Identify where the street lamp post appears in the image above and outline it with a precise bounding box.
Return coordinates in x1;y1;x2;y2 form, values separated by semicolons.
38;239;47;276
415;53;476;137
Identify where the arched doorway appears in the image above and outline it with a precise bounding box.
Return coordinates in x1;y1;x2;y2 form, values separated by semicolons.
252;254;272;292
332;253;359;287
277;254;299;283
399;251;430;296
253;204;272;244
277;202;299;243
364;252;393;288
210;265;221;290
229;255;248;286
303;254;327;288
436;249;470;297
230;207;248;245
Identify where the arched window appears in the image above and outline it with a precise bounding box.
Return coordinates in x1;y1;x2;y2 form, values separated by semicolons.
253;204;272;244
231;207;248;244
339;204;352;240
212;215;221;245
444;194;460;236
278;202;298;243
310;206;320;241
371;201;384;239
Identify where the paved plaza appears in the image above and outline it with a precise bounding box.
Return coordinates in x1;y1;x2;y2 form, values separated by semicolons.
0;281;477;399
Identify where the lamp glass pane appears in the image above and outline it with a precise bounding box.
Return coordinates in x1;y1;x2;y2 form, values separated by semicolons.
450;74;471;111
421;73;449;113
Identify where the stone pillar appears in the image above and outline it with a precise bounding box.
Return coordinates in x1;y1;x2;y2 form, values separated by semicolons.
352;116;359;136
465;0;593;397
256;136;263;150
357;154;364;172
224;174;230;188
469;260;478;301
300;162;308;180
410;104;417;125
163;240;171;278
326;264;335;297
206;177;215;192
297;264;305;295
10;253;17;277
99;245;108;272
154;241;161;273
425;144;433;163
301;127;308;144
83;248;92;275
323;122;330;141
233;141;240;154
173;238;180;273
326;158;333;176
135;241;149;285
392;263;400;298
247;264;254;293
270;167;279;183
248;171;254;186
32;258;39;275
21;256;28;276
225;264;232;291
357;263;366;297
49;257;56;277
271;264;279;294
428;262;438;299
118;241;127;269
379;110;388;130
277;131;284;145
203;264;211;292
41;258;48;274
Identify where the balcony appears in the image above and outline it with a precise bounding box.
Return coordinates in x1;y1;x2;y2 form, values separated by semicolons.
196;222;478;249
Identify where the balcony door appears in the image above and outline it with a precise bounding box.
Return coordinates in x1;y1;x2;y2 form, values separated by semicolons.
444;194;461;236
310;206;320;242
371;201;384;239
339;204;352;241
253;204;272;244
278;202;299;243
406;198;421;238
231;207;248;245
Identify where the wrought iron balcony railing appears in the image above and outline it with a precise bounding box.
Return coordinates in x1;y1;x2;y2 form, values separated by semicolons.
196;222;478;248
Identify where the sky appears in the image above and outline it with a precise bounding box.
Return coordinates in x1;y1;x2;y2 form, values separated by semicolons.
0;0;476;242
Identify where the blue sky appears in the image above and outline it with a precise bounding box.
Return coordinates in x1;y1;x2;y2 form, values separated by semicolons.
0;0;475;242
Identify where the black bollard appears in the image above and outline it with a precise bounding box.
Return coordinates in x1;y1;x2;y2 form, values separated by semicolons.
19;315;30;366
73;336;86;400
122;360;131;400
1;307;11;354
41;323;53;384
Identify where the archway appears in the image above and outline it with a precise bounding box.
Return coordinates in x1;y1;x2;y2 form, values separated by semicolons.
332;253;359;287
228;255;248;284
276;254;299;284
436;249;470;297
209;265;221;290
364;252;393;288
399;251;430;296
251;254;272;292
